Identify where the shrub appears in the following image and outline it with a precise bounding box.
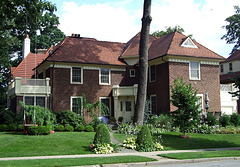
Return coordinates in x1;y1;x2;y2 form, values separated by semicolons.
89;117;101;130
123;137;136;149
93;124;111;144
75;124;85;131
117;123;141;135
136;125;155;152
53;110;85;128
55;124;65;131
219;114;230;127
26;126;51;135
0;124;8;131
203;112;217;126
0;109;16;125
8;124;17;131
85;125;94;132
149;114;173;130
17;124;24;131
230;113;240;127
65;125;74;132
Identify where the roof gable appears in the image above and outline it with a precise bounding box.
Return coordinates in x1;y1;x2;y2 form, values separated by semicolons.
181;37;198;48
223;50;240;62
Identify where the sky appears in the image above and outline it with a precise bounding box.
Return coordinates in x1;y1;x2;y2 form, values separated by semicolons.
49;0;239;57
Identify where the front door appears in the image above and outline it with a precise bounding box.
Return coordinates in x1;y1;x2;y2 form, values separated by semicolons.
120;99;134;122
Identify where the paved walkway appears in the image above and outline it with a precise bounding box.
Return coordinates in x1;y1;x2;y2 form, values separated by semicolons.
1;131;240;166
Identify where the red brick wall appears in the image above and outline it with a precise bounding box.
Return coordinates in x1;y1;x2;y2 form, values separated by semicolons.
169;62;221;113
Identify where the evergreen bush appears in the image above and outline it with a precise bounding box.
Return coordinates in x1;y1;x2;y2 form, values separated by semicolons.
85;125;94;132
17;124;24;131
230;113;240;127
8;124;17;131
0;124;8;131
26;126;51;135
65;125;74;132
75;124;85;131
55;124;65;131
136;125;155;152
203;112;217;126
219;114;231;127
93;124;111;144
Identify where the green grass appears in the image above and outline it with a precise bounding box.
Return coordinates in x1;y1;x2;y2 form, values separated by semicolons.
0;156;156;167
159;150;240;159
0;132;94;158
114;132;240;150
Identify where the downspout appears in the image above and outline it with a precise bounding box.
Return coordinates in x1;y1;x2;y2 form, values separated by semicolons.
51;62;55;111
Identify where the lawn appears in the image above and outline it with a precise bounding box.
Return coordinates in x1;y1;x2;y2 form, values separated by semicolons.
0;132;94;158
114;132;240;150
159;150;240;159
0;156;156;167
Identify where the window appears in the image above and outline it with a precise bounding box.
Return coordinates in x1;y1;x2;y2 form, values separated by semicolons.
150;65;156;82
71;67;82;84
100;68;110;85
71;97;82;114
181;37;198;48
100;97;111;116
130;69;135;77
150;95;157;115
125;101;132;112
190;62;200;80
229;63;233;71
24;96;46;108
220;64;224;73
196;94;203;112
120;101;123;112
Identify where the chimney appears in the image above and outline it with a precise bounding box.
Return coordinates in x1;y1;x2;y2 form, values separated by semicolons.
22;34;30;58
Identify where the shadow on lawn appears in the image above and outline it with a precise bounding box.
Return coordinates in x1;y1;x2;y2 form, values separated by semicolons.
154;133;240;150
3;132;25;135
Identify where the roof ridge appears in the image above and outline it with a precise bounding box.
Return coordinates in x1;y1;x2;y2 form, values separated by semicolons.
165;31;177;55
120;32;141;57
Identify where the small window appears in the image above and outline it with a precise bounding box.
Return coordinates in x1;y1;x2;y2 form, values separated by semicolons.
100;68;110;85
150;95;157;115
229;63;233;71
150;65;156;82
100;97;111;116
130;69;135;77
120;101;123;112
71;97;82;114
181;37;198;48
72;67;82;84
220;64;224;73
190;62;200;80
126;101;132;112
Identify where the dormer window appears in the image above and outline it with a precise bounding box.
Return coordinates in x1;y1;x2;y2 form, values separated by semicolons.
181;37;198;48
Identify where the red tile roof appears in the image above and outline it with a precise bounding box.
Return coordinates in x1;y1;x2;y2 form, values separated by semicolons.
45;37;126;66
222;50;240;63
11;47;52;79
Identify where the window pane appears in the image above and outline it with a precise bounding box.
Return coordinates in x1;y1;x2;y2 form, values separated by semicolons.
72;97;82;114
126;101;132;112
150;65;156;82
101;98;110;116
151;96;157;115
25;96;34;105
72;67;82;83
100;68;109;84
36;97;45;108
190;62;199;79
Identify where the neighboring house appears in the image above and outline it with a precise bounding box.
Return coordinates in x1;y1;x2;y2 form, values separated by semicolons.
220;50;240;114
8;31;225;122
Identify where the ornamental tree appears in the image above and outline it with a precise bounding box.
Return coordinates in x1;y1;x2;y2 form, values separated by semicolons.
170;78;201;136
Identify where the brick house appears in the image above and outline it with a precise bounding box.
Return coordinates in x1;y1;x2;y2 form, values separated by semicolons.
8;31;225;122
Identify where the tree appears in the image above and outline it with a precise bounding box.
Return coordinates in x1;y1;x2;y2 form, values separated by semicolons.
228;73;240;100
0;0;65;109
152;25;184;37
170;78;201;136
222;6;240;54
134;0;152;125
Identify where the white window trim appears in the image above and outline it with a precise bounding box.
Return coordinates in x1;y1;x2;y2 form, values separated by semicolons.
71;67;83;84
189;61;201;80
130;69;135;77
99;68;111;85
181;37;198;48
149;65;156;83
196;94;203;111
99;97;111;116
23;95;47;108
150;94;157;114
70;96;83;115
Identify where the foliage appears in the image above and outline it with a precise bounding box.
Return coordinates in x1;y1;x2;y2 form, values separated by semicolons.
230;113;240;127
117;123;141;135
54;124;64;131
149;114;173;130
8;124;17;131
152;25;185;37
123;137;137;149
85;125;94;132
93;124;111;144
75;124;85;132
17;124;24;131
228;72;240;100
0;109;16;125
222;6;240;54
65;125;74;132
219;114;231;127
90;143;114;154
170;78;201;136
20;102;56;126
53;110;85;128
0;124;9;131
26;126;51;135
202;112;217;126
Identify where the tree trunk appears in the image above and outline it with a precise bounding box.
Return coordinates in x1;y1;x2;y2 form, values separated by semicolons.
134;0;152;125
